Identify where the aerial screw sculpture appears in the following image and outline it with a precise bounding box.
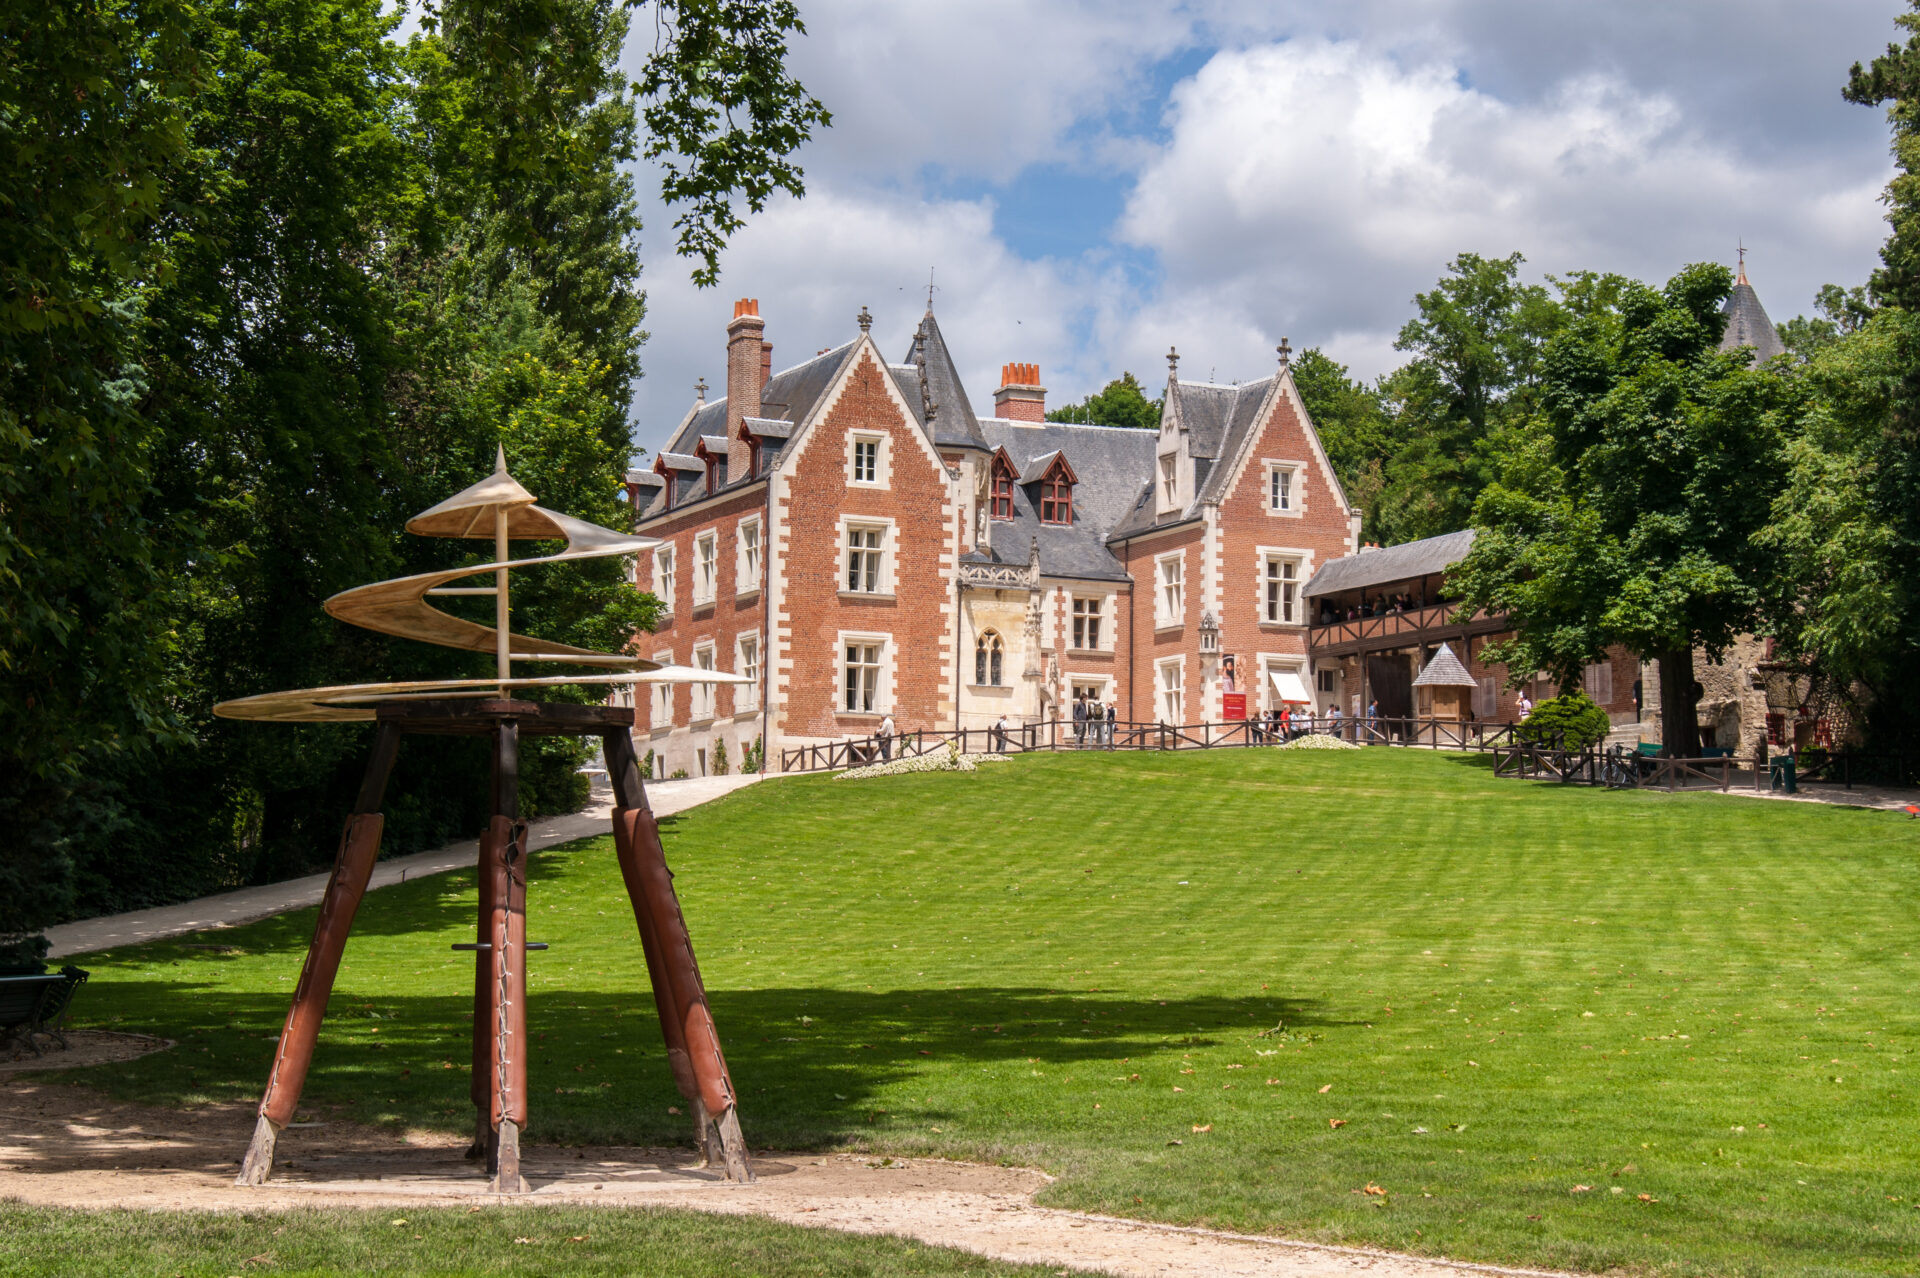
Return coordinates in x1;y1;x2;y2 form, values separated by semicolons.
216;450;752;1191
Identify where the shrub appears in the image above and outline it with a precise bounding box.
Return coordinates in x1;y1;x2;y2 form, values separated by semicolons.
741;736;764;774
1518;691;1612;750
669;768;690;779
712;738;730;777
641;749;654;781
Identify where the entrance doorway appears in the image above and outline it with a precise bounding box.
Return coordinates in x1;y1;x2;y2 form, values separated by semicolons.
1366;655;1413;735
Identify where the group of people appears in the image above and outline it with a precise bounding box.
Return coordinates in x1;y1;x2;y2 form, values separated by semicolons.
1316;592;1433;626
1070;695;1119;747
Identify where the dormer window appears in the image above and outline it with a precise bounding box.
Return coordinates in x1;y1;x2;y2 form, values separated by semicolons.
1036;455;1076;525
704;453;725;493
1159;454;1178;506
990;454;1016;520
748;436;761;478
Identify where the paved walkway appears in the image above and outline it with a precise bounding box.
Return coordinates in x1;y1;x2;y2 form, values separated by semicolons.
45;774;763;959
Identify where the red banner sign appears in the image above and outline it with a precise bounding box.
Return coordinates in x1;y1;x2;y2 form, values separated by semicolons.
1222;692;1247;720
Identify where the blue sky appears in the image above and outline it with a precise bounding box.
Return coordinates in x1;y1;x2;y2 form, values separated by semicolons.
621;0;1903;459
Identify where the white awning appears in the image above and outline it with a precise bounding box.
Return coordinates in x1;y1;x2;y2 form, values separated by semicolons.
1268;670;1313;703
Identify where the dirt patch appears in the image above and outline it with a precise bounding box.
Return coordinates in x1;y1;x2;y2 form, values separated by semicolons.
0;1080;1570;1277
1;1031;173;1073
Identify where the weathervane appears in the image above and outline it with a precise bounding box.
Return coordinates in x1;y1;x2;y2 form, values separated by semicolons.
219;452;753;1194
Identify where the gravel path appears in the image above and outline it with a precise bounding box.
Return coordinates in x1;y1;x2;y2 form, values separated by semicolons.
0;1080;1578;1278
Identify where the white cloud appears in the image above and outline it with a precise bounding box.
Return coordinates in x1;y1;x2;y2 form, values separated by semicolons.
625;4;1897;452
1109;38;1890;384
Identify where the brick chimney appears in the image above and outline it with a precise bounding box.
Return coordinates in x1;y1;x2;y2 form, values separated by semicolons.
993;362;1046;423
727;299;764;479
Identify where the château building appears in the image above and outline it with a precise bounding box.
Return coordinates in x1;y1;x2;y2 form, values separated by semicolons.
627;300;1649;776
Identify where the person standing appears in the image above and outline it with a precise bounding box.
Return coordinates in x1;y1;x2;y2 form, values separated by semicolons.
1072;694;1087;747
877;712;895;762
994;712;1010;753
1328;702;1343;739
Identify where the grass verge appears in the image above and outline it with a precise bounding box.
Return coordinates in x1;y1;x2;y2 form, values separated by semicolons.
48;748;1920;1276
0;1203;1079;1276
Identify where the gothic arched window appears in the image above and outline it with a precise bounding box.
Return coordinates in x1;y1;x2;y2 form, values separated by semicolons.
975;630;1004;686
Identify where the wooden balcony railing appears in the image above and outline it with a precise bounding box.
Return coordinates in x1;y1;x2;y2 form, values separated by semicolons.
1306;602;1509;657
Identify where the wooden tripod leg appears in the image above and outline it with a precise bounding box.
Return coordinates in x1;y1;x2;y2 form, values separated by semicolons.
237;723;401;1187
604;733;751;1182
487;723;531;1194
605;733;736;1174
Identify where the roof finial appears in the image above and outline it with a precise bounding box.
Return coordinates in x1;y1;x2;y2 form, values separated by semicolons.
926;268;938;314
694;376;707;405
856;304;872;333
494;442;509;473
1277;337;1292;370
1736;240;1748;286
1167;345;1179;379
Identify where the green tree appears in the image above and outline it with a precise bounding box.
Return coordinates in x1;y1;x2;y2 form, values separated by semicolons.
0;0;202;939
1370;252;1564;544
1448;264;1791;757
1289;348;1392;521
2;0;828;935
1046;371;1162;429
1777;283;1875;361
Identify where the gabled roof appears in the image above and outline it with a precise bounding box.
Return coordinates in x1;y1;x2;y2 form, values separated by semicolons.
654;451;703;472
740;416;793;439
1016;449;1075;485
1303;529;1475;598
1414;641;1478;688
696;434;730;455
1105;375;1281;541
974;419;1157;582
1719;275;1785;364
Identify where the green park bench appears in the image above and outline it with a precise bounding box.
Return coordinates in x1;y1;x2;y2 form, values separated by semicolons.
0;966;90;1056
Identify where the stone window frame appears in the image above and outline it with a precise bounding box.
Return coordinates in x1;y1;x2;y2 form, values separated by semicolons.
847;430;889;489
653;545;676;616
692;530;719;607
1263;459;1306;517
1257;654;1310;714
840;516;896;597
690;640;717;723
1154;550;1186;630
974;629;1006;687
736;514;762;597
1255;545;1311;626
837;629;892;716
734;632;760;713
651;647;675;727
1070;594;1107;652
1156;655;1185;724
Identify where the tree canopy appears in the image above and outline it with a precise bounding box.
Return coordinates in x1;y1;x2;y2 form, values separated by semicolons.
1046;371;1162;430
0;0;826;943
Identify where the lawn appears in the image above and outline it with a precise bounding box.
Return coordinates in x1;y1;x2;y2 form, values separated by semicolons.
50;748;1920;1277
0;1203;1076;1277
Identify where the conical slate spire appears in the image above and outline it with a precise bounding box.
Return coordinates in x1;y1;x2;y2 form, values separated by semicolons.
1719;262;1785;365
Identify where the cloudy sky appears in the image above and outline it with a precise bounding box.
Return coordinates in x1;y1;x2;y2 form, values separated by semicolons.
619;0;1904;459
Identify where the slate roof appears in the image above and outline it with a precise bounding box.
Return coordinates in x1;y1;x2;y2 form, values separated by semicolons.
1413;641;1478;688
903;310;988;451
638;310;991;523
974;419;1158;582
1303;528;1475;598
1719;277;1785;364
1106;376;1277;541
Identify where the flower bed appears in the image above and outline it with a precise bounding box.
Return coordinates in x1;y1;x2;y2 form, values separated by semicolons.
835;745;1009;780
1275;732;1360;751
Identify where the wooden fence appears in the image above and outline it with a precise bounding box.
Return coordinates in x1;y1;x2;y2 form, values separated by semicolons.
778;714;1539;774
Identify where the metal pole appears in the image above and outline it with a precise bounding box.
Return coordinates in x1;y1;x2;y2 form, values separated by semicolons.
495;506;511;691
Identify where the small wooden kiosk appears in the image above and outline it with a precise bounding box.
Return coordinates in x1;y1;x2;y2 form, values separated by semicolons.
215;454;750;1192
1413;642;1479;724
